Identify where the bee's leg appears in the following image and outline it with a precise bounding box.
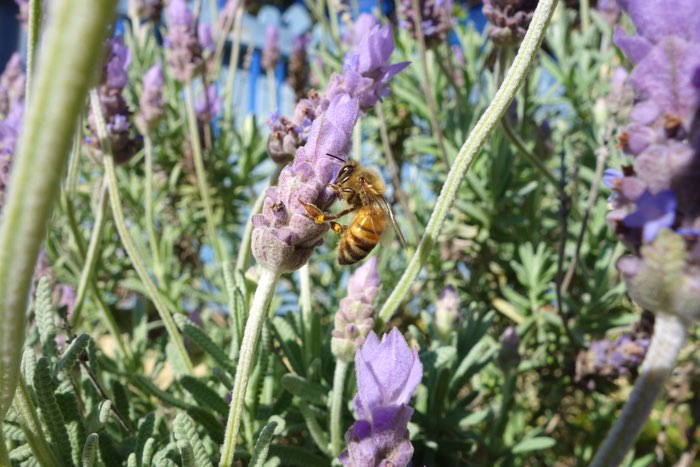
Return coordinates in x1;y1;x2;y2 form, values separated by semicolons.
299;200;329;224
329;221;346;235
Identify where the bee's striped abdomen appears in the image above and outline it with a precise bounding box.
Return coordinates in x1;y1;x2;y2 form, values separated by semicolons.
338;206;387;265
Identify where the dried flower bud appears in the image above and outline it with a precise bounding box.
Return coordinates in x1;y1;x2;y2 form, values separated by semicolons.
399;0;454;44
331;257;380;362
434;285;459;342
496;326;520;373
339;328;423;467
483;0;538;46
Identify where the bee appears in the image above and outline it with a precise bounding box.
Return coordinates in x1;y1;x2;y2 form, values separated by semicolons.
300;154;406;265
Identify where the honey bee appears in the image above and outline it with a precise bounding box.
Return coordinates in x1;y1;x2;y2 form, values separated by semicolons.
300;154;406;265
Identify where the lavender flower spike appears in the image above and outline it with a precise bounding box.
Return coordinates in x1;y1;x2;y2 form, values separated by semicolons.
136;64;165;133
340;328;423;467
331;257;380;362
165;0;203;82
253;94;359;272
261;25;280;71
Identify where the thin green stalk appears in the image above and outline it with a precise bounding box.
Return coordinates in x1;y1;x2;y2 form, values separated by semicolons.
0;0;117;420
184;84;224;265
0;433;8;467
12;376;60;466
299;264;312;347
591;313;688;467
377;0;559;324
223;6;244;125
24;0;42;99
500;119;558;187
266;68;277;111
411;0;450;168
219;266;280;466
90;90;194;376
71;179;127;358
144;135;162;275
330;360;349;456
326;0;341;49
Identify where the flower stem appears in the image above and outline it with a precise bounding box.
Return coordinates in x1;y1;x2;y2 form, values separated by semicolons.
219;266;280;466
91;90;194;376
144;135;162;276
330;359;349;456
300;263;313;356
184;84;225;265
377;0;559;324
0;433;7;466
223;6;244;125
0;0;117;420
590;313;688;467
411;0;450;168
24;0;42;99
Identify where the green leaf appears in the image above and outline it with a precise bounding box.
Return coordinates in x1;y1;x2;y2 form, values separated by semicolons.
511;436;556;454
180;376;229;417
173;413;213;467
34;276;58;357
81;433;99;467
249;421;277;467
281;375;328;406
34;357;72;466
177;316;235;375
177;439;195;467
54;333;90;376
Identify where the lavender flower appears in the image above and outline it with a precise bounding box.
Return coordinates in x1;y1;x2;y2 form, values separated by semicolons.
136;64;165;133
195;84;221;123
253;93;360;272
331;257;381;362
165;0;203;82
261;25;281;71
14;0;28;25
0;103;23;213
288;34;311;100
267;22;409;163
399;0;454;44
0;53;26;118
575;333;650;384
339;328;423;467
87;36;141;164
434;285;459;342
482;0;538;46
604;0;700;321
343;13;378;49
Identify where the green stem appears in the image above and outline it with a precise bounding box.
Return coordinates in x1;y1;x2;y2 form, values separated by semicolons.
591;313;688;467
0;433;8;467
219;266;280;466
71;179;127;357
223;6;244;125
24;0;42;99
12;376;61;466
0;0;117;420
330;360;349;456
184;84;224;265
266;68;277;111
91;90;194;376
326;0;341;49
377;0;559;324
144;135;162;275
411;0;450;168
299;263;312;350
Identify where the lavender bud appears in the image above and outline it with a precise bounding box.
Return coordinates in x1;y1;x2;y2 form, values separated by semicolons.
102;36;131;91
496;326;521;373
434;285;459;342
261;25;280;71
136;64;165;133
343;13;378;49
165;0;203;82
339;328;423;467
253;93;360;272
482;0;538;46
331;257;381;362
399;0;454;45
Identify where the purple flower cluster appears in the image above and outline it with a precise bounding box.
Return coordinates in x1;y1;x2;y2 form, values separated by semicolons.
399;0;454;44
261;25;281;71
605;0;700;321
576;334;650;385
0;53;25;214
254;22;408;272
482;0;538;46
87;37;141;164
331;257;381;362
267;19;409;164
165;0;204;81
136;64;165;133
339;328;423;467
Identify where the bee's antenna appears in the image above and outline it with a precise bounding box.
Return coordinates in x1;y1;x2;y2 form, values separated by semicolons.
326;152;345;163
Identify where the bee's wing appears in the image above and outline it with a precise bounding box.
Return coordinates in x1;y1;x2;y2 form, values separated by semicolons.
360;181;407;249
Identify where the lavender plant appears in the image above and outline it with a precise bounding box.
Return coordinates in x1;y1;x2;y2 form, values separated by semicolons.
2;0;699;466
